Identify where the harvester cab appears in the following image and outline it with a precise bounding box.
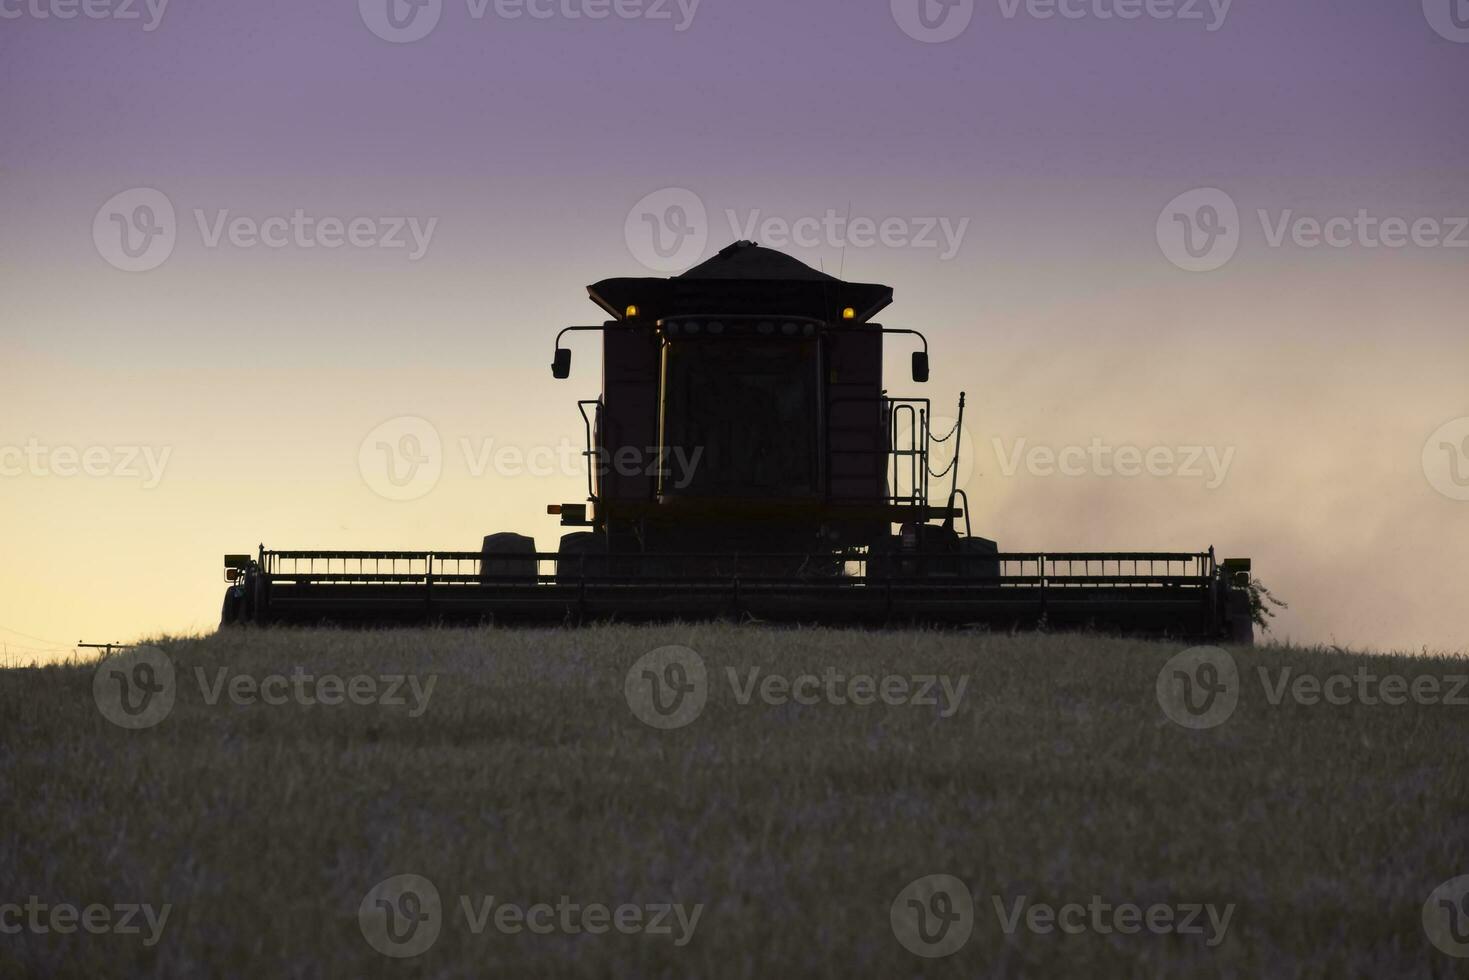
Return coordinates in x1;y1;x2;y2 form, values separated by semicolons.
220;241;1256;643
548;240;975;573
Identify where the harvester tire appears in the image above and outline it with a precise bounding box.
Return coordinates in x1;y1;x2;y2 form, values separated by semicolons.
958;536;1000;580
480;532;538;582
220;589;241;628
556;532;609;584
1226;590;1255;646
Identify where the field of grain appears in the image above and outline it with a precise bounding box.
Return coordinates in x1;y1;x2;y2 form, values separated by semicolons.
2;626;1467;977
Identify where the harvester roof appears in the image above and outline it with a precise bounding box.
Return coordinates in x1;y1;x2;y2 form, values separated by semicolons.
588;241;893;324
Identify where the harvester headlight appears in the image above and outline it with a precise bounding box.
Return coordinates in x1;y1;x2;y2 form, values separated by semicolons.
686;321;702;334
802;323;816;336
625;304;639;318
666;322;681;336
781;322;797;335
842;307;856;320
757;321;774;335
708;321;725;334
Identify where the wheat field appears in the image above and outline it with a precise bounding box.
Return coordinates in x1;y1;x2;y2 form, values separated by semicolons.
2;625;1466;977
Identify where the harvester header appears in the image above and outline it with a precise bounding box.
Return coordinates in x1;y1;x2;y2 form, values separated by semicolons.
221;241;1256;642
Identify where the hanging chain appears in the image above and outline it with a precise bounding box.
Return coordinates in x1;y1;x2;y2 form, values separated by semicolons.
928;417;961;443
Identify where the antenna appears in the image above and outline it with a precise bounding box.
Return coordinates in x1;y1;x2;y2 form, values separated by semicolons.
838;200;852;282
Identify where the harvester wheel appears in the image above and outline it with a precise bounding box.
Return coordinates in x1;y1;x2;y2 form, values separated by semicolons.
480;532;538;582
1226;590;1255;646
958;536;1000;580
220;588;241;628
556;532;608;584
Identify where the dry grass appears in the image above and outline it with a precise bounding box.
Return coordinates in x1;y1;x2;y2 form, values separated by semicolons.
2;626;1467;977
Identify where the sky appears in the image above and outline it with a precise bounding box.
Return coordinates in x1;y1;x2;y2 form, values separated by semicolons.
1;0;1467;659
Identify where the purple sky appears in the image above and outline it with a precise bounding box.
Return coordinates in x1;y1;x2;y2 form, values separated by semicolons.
2;0;1467;652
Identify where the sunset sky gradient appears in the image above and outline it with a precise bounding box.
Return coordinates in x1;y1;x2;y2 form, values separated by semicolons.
2;0;1466;657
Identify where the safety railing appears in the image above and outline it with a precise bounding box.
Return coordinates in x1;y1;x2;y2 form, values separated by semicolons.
256;549;1215;588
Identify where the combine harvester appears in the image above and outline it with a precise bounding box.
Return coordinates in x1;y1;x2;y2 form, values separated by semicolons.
221;242;1256;642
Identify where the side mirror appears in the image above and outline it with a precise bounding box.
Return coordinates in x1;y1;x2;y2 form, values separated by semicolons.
911;351;929;383
552;347;572;379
